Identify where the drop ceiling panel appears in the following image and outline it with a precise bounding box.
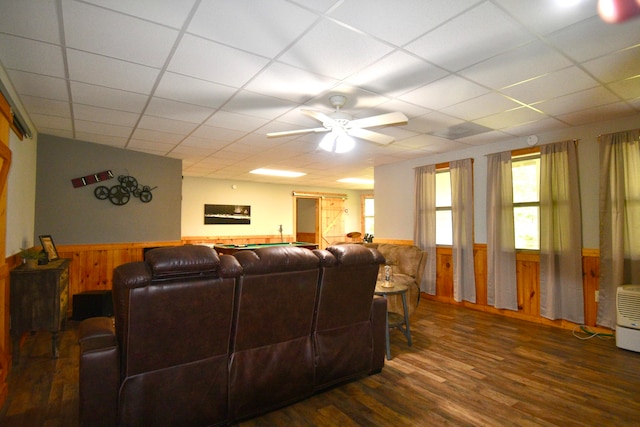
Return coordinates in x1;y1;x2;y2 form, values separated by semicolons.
73;104;139;127
278;19;394;80
405;2;534;72
19;95;71;119
329;0;478;46
83;0;197;28
502;66;600;104
0;35;65;77
399;75;489;110
502;117;568;138
609;77;640;100
70;82;148;113
30;114;73;133
205;111;269;133
493;0;598;35
582;46;640;83
345;51;448;97
221;91;296;120
137;115;198;135
244;62;338;103
75;120;132;138
441;93;522;121
145;97;215;124
557;101;637;126
0;0;61;43
75;132;127;148
534;86;620;116
128;139;175;154
167;34;269;87
474;106;546;130
547;15;640;62
67;50;160;93
190;125;245;142
63;1;180;67
130;128;184;144
464;42;572;90
8;71;69;101
188;0;318;57
154;72;237;109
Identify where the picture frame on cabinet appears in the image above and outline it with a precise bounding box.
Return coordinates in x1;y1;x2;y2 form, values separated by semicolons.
39;235;59;261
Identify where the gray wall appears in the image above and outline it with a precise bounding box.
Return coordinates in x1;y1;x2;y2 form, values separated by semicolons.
35;134;182;245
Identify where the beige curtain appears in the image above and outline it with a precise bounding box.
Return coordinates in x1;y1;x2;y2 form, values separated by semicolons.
414;165;436;294
486;151;518;310
598;129;640;328
539;140;584;323
450;159;476;303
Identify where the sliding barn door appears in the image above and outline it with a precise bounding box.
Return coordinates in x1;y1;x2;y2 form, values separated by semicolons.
321;197;345;248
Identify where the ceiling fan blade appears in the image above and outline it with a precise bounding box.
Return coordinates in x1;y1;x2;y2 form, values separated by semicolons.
348;111;408;129
301;109;337;126
266;127;328;138
347;128;396;145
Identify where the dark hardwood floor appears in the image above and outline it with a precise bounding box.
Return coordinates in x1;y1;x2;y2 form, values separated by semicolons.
2;298;639;426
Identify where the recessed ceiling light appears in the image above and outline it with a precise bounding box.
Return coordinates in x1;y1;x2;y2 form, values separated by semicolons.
250;168;306;178
337;178;374;185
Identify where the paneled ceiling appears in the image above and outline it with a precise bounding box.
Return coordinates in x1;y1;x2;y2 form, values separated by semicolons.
0;0;639;189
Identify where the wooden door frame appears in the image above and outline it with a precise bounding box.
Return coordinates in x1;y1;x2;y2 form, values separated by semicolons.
293;195;320;245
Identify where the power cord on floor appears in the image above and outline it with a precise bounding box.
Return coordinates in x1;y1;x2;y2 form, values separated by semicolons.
572;324;615;340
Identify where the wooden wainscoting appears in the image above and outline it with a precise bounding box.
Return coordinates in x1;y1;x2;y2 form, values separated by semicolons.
372;239;606;333
182;235;295;246
55;241;179;314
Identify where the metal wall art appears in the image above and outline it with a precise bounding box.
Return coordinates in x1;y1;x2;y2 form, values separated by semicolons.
94;175;155;206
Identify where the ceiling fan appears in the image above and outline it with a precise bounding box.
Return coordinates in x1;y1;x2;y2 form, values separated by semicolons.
266;95;408;148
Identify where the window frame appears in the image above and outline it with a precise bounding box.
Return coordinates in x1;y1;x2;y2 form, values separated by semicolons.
435;163;452;246
511;148;541;252
361;193;374;237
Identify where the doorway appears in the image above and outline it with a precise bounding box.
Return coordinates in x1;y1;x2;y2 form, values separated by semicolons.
293;192;346;249
295;197;318;245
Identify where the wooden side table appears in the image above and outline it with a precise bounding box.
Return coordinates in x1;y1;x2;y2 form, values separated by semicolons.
10;258;71;363
374;282;412;360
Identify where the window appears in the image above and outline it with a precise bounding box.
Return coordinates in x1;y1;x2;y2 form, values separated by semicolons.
512;153;540;250
362;195;374;236
435;169;452;245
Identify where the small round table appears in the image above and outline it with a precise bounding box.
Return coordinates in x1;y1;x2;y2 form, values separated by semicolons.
374;282;413;360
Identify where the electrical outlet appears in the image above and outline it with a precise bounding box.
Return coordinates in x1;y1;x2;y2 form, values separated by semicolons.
595;290;599;302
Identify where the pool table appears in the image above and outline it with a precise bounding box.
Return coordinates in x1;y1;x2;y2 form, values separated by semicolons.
213;242;319;255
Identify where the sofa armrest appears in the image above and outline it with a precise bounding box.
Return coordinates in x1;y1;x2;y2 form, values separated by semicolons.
370;297;387;373
78;317;119;427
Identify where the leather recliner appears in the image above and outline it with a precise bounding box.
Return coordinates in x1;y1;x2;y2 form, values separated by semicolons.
79;245;241;427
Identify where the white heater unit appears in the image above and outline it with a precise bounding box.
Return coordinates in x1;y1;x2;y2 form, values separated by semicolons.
616;285;640;352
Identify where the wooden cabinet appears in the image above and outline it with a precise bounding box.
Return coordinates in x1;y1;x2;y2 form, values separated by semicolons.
10;259;70;363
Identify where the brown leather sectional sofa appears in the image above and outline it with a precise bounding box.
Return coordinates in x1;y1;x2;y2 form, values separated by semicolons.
78;244;386;427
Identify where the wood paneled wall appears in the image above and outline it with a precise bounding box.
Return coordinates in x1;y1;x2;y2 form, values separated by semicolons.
374;238;607;333
55;242;180;306
182;235;295;246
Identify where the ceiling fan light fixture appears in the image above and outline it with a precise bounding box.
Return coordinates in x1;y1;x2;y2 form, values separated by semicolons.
319;130;355;153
